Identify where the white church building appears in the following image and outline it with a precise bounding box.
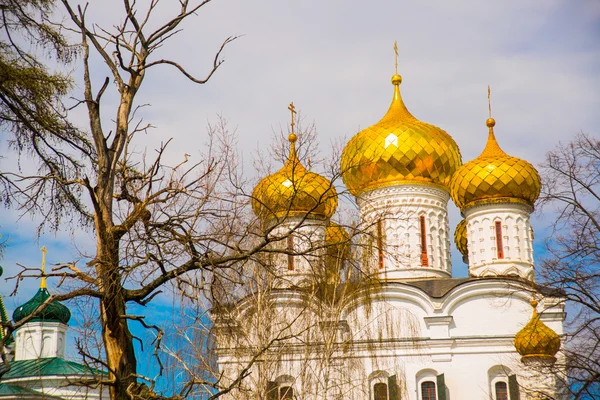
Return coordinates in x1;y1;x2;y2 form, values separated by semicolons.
0;258;108;399
212;69;566;400
0;65;566;399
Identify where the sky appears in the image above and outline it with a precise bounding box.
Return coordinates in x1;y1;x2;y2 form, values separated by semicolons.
0;0;599;361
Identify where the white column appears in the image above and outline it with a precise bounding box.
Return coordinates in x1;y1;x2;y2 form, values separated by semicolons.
265;216;327;287
14;321;67;360
464;202;534;280
357;184;452;280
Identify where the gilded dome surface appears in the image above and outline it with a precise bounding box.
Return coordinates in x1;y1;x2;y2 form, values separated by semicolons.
514;300;560;363
13;287;71;325
252;134;338;220
326;222;350;262
454;219;468;257
450;118;541;210
341;74;462;196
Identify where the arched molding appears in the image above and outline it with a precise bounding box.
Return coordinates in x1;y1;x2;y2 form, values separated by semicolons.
274;374;296;385
488;365;512;400
341;283;435;320
368;369;390;381
233;289;323;323
440;279;533;315
415;368;439;400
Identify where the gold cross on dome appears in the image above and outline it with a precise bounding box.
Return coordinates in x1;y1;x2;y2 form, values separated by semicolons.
288;102;297;134
488;85;492;118
393;40;399;74
41;246;47;289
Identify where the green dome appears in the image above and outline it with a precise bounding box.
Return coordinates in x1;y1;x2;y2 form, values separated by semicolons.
13;288;71;325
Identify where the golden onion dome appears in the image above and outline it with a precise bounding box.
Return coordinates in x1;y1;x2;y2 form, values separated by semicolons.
252;134;338;220
454;219;468;259
514;299;560;364
325;222;350;267
450;118;541;210
340;74;462;196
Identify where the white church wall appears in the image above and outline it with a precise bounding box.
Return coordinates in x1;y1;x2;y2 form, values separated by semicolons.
357;184;452;279
465;202;535;280
14;321;67;361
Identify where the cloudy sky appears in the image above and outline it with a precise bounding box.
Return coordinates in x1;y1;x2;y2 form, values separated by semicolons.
1;0;599;318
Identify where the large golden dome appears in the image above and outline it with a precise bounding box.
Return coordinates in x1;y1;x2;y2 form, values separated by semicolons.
450;118;541;210
252;134;338;220
514;299;560;364
341;74;462;196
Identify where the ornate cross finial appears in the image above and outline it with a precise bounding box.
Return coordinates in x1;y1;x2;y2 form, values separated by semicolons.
288;102;297;135
40;246;47;289
393;40;399;74
488;85;492;119
486;85;496;128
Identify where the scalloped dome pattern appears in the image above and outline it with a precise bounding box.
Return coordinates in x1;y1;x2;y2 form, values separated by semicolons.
450;121;540;210
341;76;462;196
13;288;71;325
252;137;337;220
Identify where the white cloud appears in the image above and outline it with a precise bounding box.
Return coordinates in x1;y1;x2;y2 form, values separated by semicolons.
1;0;598;298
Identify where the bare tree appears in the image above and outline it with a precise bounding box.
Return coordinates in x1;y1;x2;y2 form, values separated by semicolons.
538;132;600;398
0;1;296;398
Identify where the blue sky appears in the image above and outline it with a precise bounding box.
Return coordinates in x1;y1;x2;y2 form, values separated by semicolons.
0;0;599;378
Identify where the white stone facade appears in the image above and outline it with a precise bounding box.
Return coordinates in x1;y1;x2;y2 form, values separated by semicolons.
14;321;67;361
214;279;566;400
464;202;535;280
2;318;109;399
357;184;452;280
264;216;328;287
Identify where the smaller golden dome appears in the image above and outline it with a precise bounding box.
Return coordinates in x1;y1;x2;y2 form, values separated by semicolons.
454;219;468;260
514;299;561;364
252;135;338;220
325;222;350;283
450;118;541;210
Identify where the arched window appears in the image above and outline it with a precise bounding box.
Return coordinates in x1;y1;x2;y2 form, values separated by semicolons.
267;378;295;400
495;381;508;400
287;235;295;270
488;365;514;400
421;381;436;400
279;386;294;399
373;382;388;400
495;221;504;259
377;220;384;269
420;215;429;266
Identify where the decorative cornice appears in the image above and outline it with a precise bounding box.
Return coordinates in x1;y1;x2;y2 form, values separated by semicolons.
462;197;533;214
357;183;450;211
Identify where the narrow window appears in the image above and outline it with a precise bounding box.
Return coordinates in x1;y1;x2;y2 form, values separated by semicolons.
420;215;429;266
280;386;294;399
287;235;295;270
377;220;384;269
421;381;436;400
373;382;388;400
495;381;508;400
495;221;504;259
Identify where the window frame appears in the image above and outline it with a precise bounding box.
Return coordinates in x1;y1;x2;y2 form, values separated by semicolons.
420;215;429;266
279;385;294;399
494;220;504;259
420;380;437;400
494;381;508;400
287;234;295;270
373;381;389;400
377;219;384;269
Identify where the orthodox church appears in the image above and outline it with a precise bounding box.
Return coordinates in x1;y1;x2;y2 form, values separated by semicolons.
0;56;566;399
212;62;566;399
0;253;107;399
